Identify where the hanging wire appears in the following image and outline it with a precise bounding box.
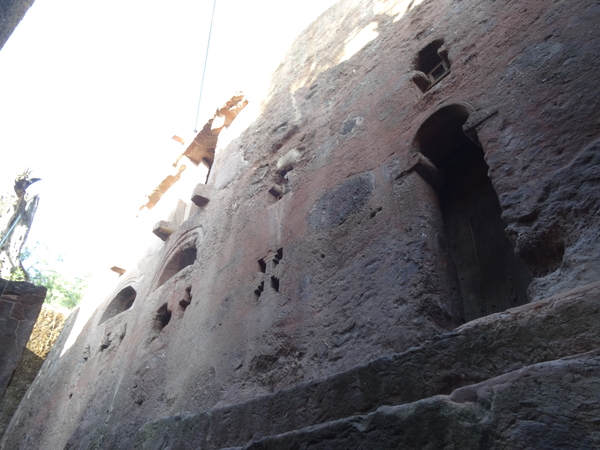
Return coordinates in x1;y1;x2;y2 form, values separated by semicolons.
194;0;218;133
0;212;23;248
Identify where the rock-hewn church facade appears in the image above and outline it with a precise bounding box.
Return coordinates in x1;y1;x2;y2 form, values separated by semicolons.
2;0;600;448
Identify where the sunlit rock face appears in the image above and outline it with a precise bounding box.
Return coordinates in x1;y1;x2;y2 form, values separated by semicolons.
3;0;600;448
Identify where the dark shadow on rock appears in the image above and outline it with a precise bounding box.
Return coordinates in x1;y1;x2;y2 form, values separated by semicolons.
0;348;44;438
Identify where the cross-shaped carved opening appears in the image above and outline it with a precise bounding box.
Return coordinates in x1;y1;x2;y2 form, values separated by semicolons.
254;248;283;299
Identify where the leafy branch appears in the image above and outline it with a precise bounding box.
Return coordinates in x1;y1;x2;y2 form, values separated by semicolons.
17;244;90;309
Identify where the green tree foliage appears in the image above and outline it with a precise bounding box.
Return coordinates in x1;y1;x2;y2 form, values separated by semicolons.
19;244;90;309
7;267;27;281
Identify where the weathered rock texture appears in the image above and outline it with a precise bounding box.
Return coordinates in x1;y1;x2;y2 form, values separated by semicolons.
237;351;600;450
0;279;46;402
131;282;600;449
0;305;66;437
2;0;600;448
0;0;34;50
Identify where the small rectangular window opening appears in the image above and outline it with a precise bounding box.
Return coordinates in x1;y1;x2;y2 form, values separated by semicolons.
254;281;265;299
413;40;451;93
428;61;449;83
273;248;283;266
270;276;280;292
269;185;285;200
258;258;267;273
155;304;172;331
180;286;192;310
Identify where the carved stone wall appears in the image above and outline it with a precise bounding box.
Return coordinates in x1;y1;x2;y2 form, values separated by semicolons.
2;0;600;448
0;279;46;401
0;304;66;437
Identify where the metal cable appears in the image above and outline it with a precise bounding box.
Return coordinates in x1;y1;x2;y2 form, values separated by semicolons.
0;212;23;248
194;0;218;133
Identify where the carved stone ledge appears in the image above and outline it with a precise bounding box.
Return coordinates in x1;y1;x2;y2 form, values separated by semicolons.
152;221;174;241
191;184;212;207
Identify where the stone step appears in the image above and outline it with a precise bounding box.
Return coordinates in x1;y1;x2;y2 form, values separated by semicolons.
134;282;600;450
230;350;600;449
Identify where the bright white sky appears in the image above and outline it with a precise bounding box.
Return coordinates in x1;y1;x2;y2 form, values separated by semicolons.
0;0;339;280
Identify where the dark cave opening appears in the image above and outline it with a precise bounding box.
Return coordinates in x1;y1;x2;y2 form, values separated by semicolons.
415;105;532;321
439;143;532;321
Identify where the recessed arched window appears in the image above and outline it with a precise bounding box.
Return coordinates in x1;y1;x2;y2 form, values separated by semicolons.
413;105;531;321
98;286;137;325
412;40;450;93
155;244;197;289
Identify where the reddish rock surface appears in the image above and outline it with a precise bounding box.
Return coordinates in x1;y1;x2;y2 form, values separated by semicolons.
2;0;600;448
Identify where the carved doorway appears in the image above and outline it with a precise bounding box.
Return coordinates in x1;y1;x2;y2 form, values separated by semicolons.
414;105;532;321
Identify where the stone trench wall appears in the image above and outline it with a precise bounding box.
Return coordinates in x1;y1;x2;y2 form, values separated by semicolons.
0;279;46;412
0;305;67;438
2;0;600;449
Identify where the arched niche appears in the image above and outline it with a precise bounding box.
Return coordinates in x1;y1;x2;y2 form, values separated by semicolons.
413;104;473;165
154;242;197;290
98;286;137;325
412;104;532;321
